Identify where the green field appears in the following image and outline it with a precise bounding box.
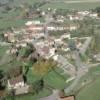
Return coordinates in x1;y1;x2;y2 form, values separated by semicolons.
0;0;41;32
27;68;68;89
41;2;100;10
74;65;100;100
0;0;39;6
0;46;9;57
76;77;100;100
9;68;68;100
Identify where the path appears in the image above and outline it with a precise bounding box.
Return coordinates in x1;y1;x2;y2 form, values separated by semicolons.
49;0;100;3
79;37;92;55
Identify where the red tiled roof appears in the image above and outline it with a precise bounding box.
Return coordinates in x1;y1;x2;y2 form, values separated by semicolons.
60;96;75;100
9;75;24;85
42;46;49;54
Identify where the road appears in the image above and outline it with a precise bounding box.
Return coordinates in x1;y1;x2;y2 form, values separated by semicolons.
79;37;92;55
39;90;59;100
56;36;92;94
48;0;100;3
64;50;87;94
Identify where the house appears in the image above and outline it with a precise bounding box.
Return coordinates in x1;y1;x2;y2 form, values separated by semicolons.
77;11;90;16
25;20;44;33
68;15;79;21
15;84;29;95
54;38;63;45
59;90;75;100
69;25;78;31
8;75;24;89
53;54;59;61
89;13;98;18
94;54;100;61
25;21;41;26
61;33;71;39
56;15;65;23
10;47;18;55
7;75;30;95
59;96;75;100
26;24;44;32
4;32;15;43
16;42;27;47
37;46;56;59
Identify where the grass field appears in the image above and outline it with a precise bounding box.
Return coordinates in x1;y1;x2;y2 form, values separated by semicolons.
0;0;40;6
27;68;68;89
73;65;100;100
41;2;100;10
0;18;28;30
0;0;41;31
12;67;69;100
0;46;22;71
0;46;9;57
76;77;100;100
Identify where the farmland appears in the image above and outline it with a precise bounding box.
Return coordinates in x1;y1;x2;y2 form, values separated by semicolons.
76;77;100;100
71;65;100;100
41;2;100;10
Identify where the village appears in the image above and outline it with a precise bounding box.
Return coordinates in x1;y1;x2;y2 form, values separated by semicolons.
0;0;100;100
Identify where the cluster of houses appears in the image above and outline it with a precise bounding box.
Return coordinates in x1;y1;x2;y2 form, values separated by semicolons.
2;8;99;99
7;66;30;95
0;66;30;98
3;18;84;61
67;11;98;21
3;19;79;44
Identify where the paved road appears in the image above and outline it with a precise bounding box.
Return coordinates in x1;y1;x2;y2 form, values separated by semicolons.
39;90;59;100
56;36;92;93
49;0;100;3
79;37;92;55
65;50;87;94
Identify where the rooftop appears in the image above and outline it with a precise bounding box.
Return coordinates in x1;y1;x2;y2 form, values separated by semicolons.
60;96;75;100
9;75;24;86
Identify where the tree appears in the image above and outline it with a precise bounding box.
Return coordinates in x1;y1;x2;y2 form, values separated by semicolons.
9;89;15;100
68;39;76;51
56;9;70;16
0;70;6;90
32;79;44;94
22;62;31;75
95;7;100;13
33;59;56;76
23;43;36;58
0;33;5;42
